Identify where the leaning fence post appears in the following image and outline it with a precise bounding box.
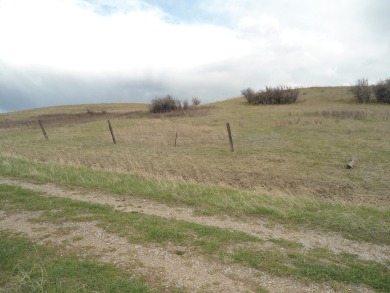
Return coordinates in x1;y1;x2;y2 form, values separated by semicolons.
38;120;48;140
226;122;234;152
107;120;116;144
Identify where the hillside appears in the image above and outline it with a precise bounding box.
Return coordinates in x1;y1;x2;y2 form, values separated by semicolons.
1;86;389;206
0;86;389;292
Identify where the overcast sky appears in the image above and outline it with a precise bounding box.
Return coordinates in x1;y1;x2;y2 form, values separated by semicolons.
0;0;389;113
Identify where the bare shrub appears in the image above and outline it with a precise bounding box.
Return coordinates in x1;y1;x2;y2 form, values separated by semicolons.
192;97;201;106
350;78;371;103
373;79;390;104
242;86;299;105
150;95;181;113
241;88;256;104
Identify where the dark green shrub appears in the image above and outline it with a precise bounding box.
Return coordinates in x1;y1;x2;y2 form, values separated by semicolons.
373;79;390;104
242;86;298;105
350;78;371;103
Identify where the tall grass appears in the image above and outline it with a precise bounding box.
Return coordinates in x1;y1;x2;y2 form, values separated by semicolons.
0;86;389;238
1;100;389;206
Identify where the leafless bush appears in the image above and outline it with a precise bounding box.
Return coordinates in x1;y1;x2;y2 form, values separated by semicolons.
192;97;201;106
373;78;390;104
242;86;299;105
150;95;181;113
350;78;371;103
241;88;256;104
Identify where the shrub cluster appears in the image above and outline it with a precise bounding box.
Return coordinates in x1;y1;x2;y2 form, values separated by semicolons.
350;77;390;104
150;95;201;113
150;95;179;113
242;86;299;105
373;79;390;104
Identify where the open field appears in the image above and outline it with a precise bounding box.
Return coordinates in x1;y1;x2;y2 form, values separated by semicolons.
1;87;389;292
1;87;389;206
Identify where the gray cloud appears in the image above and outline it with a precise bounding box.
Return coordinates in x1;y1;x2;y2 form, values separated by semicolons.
0;64;168;112
0;0;389;113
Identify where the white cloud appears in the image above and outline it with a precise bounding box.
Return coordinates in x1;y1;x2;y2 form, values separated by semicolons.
0;0;389;111
0;0;245;76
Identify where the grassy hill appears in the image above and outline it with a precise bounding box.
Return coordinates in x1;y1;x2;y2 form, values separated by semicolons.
1;86;389;207
1;86;390;292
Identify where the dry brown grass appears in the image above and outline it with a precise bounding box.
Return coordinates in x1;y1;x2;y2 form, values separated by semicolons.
1;86;389;208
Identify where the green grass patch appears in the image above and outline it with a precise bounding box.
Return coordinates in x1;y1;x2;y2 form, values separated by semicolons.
1;183;390;291
233;247;390;291
1;156;389;246
0;184;257;252
268;238;303;249
0;231;151;292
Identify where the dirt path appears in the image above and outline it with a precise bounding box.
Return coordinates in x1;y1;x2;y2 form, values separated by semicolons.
0;210;341;293
1;177;388;265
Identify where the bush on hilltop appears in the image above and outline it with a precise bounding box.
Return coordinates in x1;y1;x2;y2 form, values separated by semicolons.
242;85;299;105
150;95;180;113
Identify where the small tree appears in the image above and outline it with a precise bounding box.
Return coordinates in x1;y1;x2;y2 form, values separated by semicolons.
350;78;371;103
192;97;201;106
373;79;390;104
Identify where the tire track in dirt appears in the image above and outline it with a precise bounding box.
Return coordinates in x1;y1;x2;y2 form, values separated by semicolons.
0;211;341;293
1;177;389;265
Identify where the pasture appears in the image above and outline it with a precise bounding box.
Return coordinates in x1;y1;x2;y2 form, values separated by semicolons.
0;87;389;292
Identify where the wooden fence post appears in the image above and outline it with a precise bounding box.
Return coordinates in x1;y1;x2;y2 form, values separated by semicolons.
174;131;178;147
38;120;48;140
107;120;116;144
226;122;234;152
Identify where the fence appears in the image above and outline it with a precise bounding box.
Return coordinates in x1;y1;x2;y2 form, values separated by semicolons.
34;119;237;152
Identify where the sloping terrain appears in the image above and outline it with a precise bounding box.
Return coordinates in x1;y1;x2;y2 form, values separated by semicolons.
1;87;389;292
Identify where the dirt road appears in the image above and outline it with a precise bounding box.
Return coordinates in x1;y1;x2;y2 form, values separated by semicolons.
1;177;385;292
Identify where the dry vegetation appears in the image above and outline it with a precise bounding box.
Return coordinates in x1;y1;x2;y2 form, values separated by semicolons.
1;87;389;207
1;86;390;292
